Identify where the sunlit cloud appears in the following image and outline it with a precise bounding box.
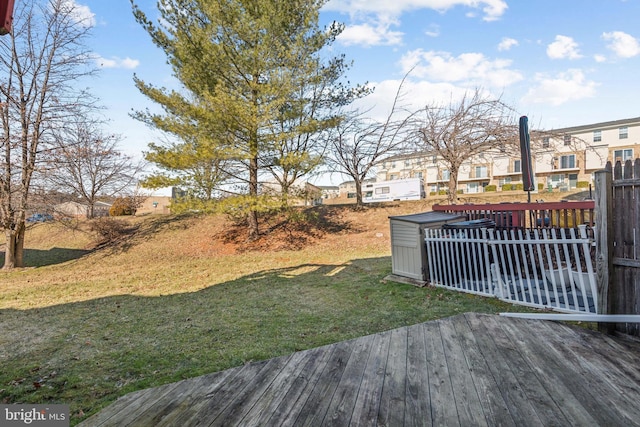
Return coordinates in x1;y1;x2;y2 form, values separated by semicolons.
602;31;640;58
521;69;597;106
62;0;96;28
327;0;507;47
338;18;404;46
95;55;140;69
324;0;508;22
399;49;523;87
498;37;518;51
547;35;582;60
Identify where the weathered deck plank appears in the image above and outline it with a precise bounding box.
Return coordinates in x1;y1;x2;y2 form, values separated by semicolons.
449;315;516;427
323;336;374;426
489;317;599;427
403;324;431;427
503;316;640;425
79;313;640;427
466;313;547;426
294;339;355;426
348;330;391;427
422;320;459;426
377;327;408;427
440;315;488;427
483;315;571;426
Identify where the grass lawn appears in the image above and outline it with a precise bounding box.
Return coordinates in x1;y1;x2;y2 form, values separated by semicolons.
0;205;540;425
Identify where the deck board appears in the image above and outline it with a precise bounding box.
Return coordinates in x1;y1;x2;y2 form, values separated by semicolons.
79;313;640;427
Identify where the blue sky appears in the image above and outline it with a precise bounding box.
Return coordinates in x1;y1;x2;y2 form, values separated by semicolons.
73;0;639;185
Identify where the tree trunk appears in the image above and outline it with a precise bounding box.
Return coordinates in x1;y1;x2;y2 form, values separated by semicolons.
355;179;363;207
247;152;259;240
447;165;460;204
3;224;25;269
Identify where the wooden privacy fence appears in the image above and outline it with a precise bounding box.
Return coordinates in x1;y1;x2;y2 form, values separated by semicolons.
595;160;640;335
424;226;596;314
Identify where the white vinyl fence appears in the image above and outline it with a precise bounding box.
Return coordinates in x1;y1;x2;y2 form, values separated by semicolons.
424;225;597;314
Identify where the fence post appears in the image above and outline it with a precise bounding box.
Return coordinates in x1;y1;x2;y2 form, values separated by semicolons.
594;169;614;333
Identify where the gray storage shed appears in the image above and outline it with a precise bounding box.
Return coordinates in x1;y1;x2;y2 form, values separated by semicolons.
388;211;466;284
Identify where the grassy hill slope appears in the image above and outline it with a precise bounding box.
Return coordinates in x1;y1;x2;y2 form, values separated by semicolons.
0;198;566;424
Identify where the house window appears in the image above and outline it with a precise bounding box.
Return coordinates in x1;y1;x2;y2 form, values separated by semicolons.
619;126;628;139
389;174;397;180
542;137;550;148
404;160;411;167
441;170;450;181
390;162;396;168
375;186;390;195
550;174;564;187
432;156;437;164
563;135;571;146
513;160;521;173
593;130;601;142
614;149;633;162
560;154;576;169
475;166;487;178
415;171;423;179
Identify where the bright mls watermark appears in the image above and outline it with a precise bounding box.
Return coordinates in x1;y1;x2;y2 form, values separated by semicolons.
0;405;69;426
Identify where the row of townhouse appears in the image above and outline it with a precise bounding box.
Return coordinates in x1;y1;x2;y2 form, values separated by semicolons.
374;117;640;195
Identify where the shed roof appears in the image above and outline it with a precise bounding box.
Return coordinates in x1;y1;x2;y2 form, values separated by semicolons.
388;211;465;224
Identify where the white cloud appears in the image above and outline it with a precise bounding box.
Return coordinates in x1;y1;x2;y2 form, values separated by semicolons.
399;49;523;87
521;69;597;106
546;35;582;60
593;54;607;63
602;31;640;58
95;56;140;69
338;19;404;46
62;0;96;28
497;37;518;51
329;0;507;47
324;0;508;22
425;24;440;38
351;79;471;121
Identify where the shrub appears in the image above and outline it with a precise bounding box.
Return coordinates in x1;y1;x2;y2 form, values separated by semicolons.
89;218;132;246
109;198;134;216
502;183;513;191
515;183;524;191
538;183;545;191
438;190;447;195
576;181;590;188
484;185;497;192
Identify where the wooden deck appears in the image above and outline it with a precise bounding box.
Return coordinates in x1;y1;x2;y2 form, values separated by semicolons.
79;313;640;426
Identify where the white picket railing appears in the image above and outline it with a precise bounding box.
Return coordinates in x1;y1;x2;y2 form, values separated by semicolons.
424;225;597;314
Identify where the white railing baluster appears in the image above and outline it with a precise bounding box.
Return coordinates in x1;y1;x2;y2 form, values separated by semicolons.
424;223;597;313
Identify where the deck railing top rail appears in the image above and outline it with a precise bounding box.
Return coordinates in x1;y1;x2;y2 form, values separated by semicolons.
433;200;596;229
432;200;596;211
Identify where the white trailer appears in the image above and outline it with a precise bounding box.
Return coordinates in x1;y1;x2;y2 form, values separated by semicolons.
363;178;425;203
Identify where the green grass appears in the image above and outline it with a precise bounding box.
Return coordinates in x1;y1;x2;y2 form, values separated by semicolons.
0;210;537;425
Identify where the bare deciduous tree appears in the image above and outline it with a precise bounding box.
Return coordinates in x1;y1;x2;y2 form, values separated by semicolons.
326;77;416;207
416;89;518;204
0;0;97;268
46;119;145;218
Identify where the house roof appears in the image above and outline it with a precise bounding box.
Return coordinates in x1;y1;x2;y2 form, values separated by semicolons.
547;116;640;134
